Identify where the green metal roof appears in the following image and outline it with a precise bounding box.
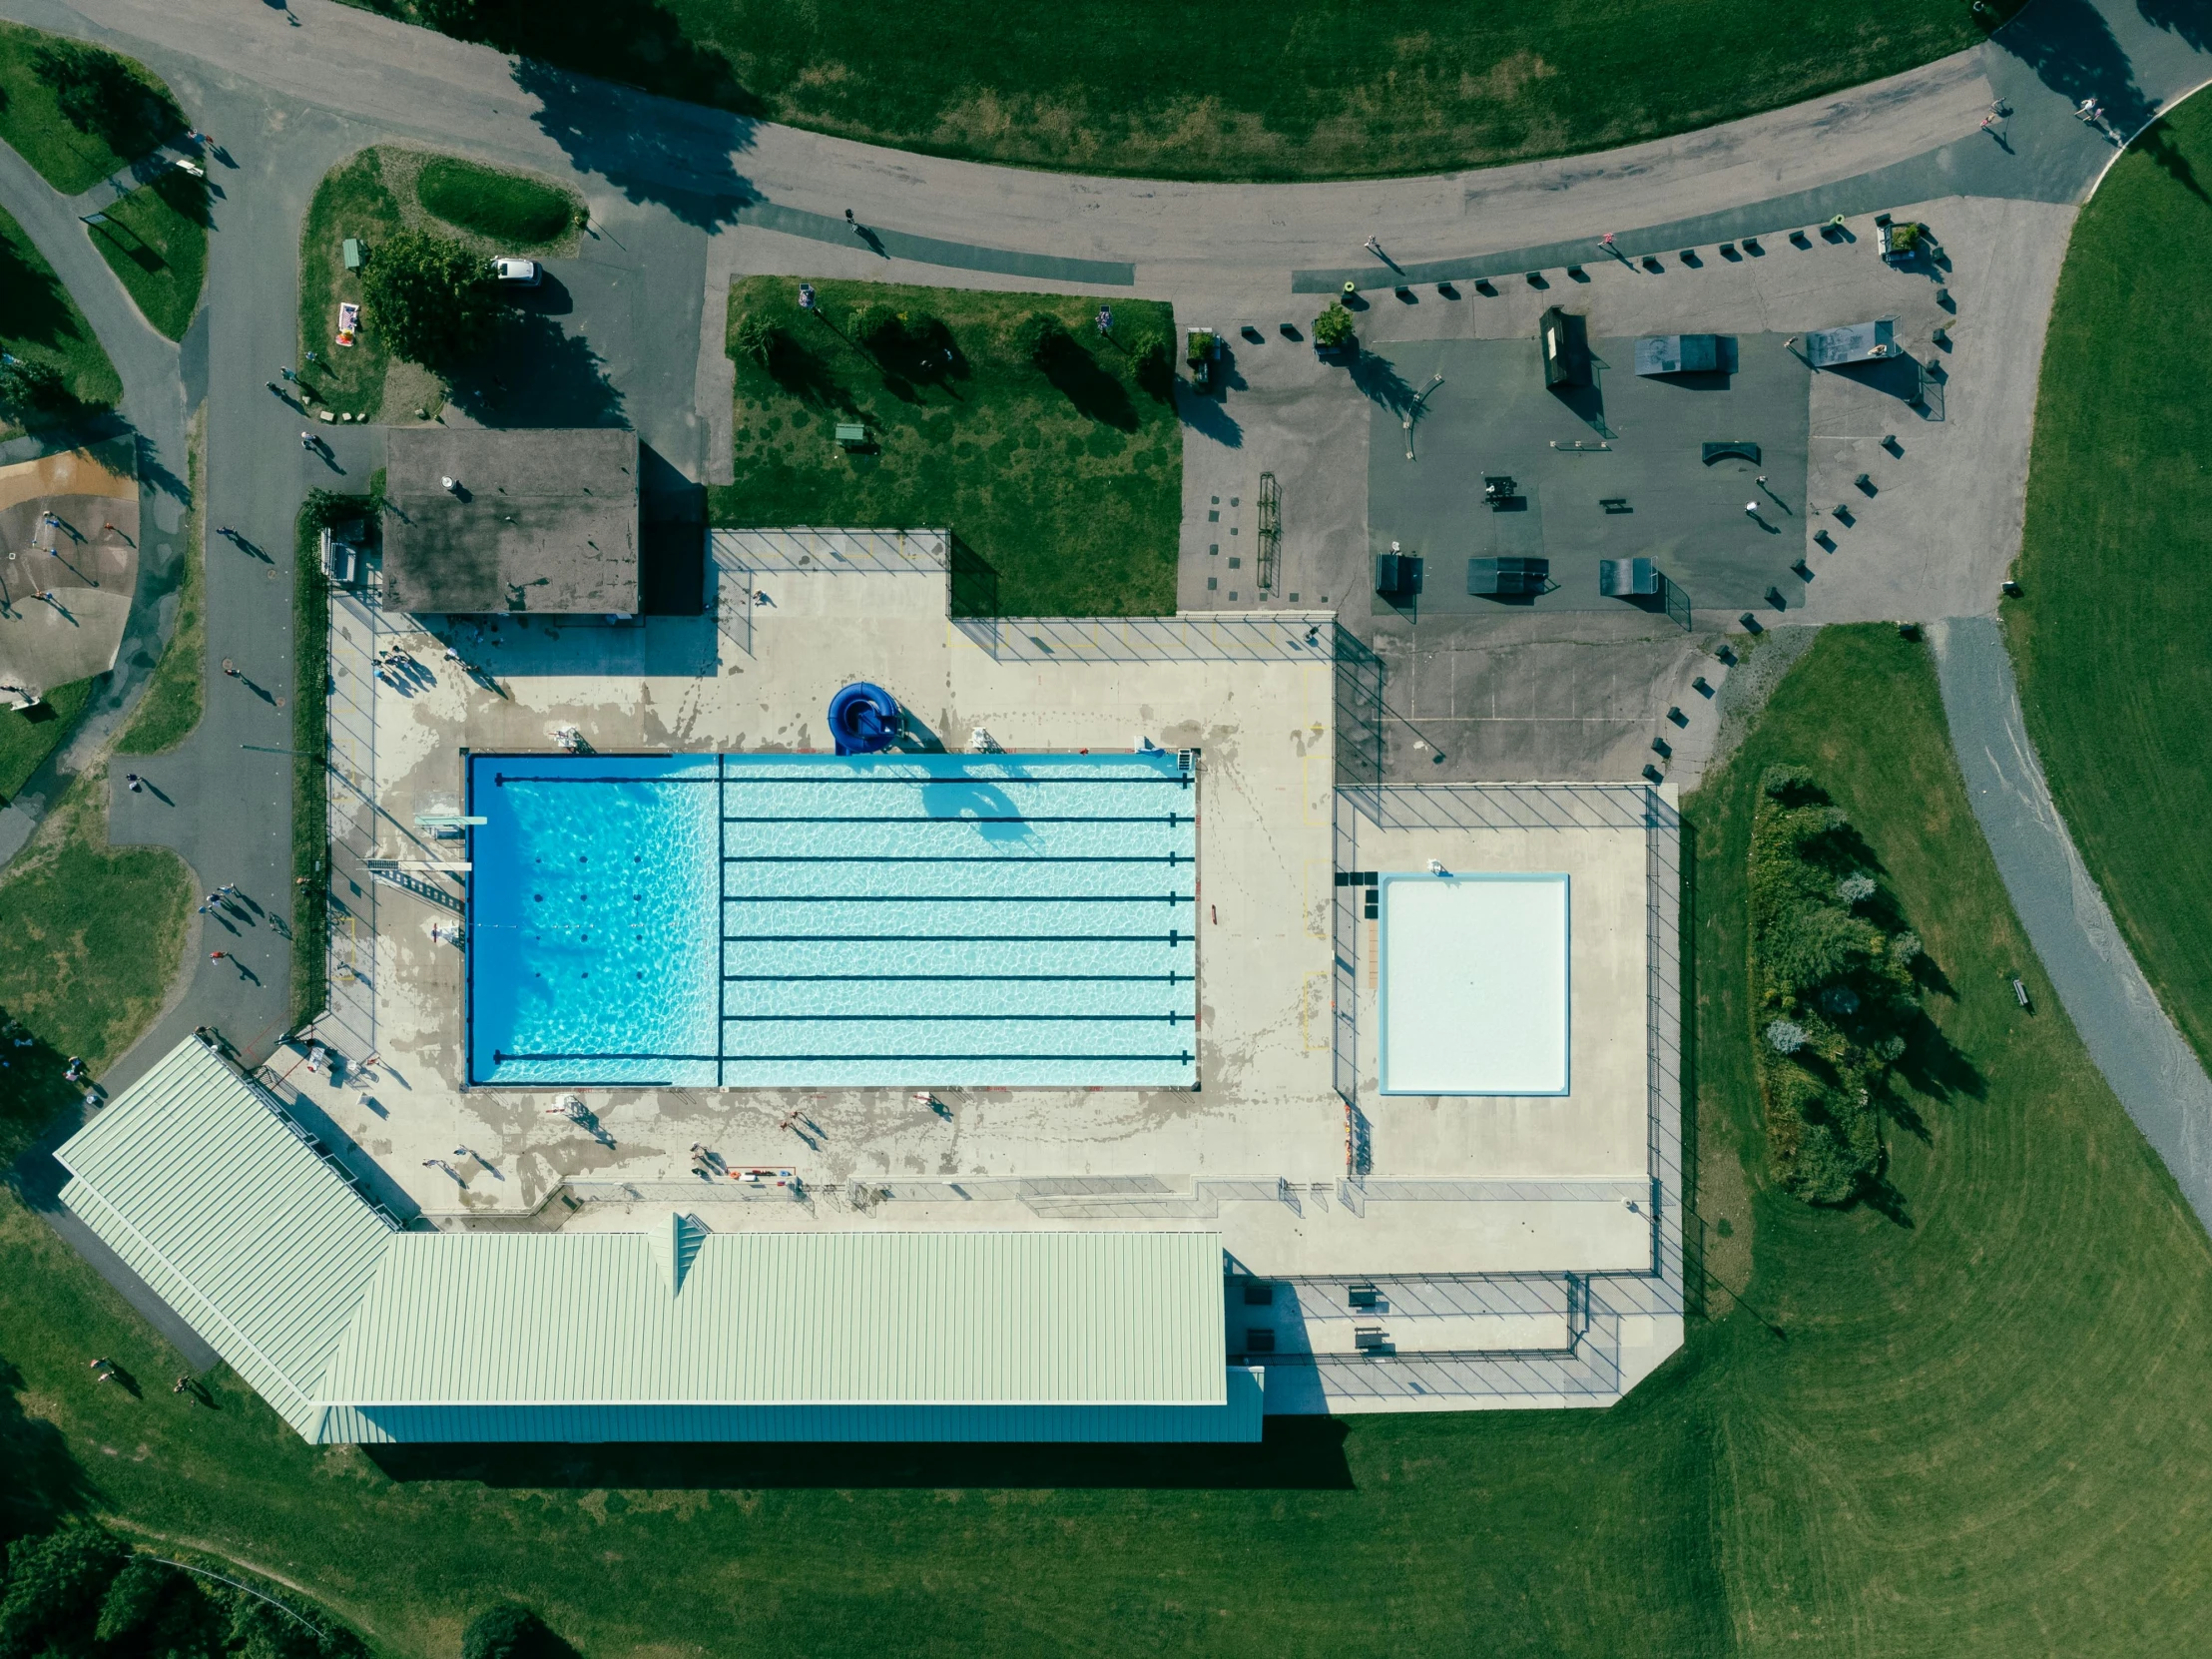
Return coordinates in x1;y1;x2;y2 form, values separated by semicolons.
54;1038;396;1434
317;1228;1226;1408
56;1039;1241;1443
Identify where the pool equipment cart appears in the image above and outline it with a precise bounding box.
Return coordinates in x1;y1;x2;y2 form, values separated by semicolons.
829;682;901;755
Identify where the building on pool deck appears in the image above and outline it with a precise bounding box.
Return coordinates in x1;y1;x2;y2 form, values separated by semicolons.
60;528;1683;1442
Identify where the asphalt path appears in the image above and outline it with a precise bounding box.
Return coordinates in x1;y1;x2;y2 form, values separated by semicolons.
1935;617;2212;1239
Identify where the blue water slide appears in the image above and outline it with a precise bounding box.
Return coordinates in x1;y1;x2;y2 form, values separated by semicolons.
828;682;900;756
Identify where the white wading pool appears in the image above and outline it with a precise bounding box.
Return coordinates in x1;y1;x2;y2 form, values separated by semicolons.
1380;872;1570;1096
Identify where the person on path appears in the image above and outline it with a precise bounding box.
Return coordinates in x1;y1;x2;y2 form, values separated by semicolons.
219;883;237;897
210;950;228;962
218;525;235;541
279;365;296;381
125;774;143;793
224;664;240;678
1745;502;1761;518
300;430;314;451
1599;232;1616;247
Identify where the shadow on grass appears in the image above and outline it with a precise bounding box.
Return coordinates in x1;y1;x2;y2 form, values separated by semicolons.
1036;333;1136;431
764;329;858;416
2135;117;2210;203
0;1357;96;1537
364;1414;1355;1489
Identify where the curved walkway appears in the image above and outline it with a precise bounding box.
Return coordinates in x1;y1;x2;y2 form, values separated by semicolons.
1934;617;2212;1233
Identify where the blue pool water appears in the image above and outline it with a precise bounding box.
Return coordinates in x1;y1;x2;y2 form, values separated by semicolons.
467;752;1198;1089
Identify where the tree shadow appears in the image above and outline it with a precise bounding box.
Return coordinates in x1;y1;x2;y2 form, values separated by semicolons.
760;329;858;416
2134;117;2210;202
2137;0;2212;53
1347;348;1416;417
364;1414;1355;1490
0;231;97;360
1993;0;2153;136
1035;333;1137;430
0;1360;97;1539
1174;382;1241;447
30;41;185;164
462;311;628;428
510;57;755;230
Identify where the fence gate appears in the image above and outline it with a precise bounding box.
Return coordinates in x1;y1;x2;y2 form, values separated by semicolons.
1256;472;1281;594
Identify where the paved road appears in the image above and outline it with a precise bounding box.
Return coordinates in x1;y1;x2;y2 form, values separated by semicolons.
1935;617;2212;1237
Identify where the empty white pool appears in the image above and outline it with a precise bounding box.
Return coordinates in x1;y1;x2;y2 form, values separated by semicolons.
1380;872;1570;1096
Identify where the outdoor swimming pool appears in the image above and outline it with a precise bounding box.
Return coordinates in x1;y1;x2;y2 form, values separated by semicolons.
466;752;1199;1089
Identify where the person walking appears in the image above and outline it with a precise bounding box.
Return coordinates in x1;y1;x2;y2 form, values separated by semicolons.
279;365;297;381
125;774;143;793
299;430;314;451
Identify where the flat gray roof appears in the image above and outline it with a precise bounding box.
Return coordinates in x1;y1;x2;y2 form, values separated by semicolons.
382;428;640;616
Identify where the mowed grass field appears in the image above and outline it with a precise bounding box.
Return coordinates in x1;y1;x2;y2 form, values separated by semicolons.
6;626;2212;1654
714;277;1180;616
2011;95;2212;1079
347;0;1981;182
86;169;211;342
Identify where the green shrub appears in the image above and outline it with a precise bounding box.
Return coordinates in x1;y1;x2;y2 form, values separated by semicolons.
414;157;581;248
732;312;777;367
0;357;73;417
1011;310;1067;364
1748;764;1923;1203
357;228;499;368
1312;301;1356;348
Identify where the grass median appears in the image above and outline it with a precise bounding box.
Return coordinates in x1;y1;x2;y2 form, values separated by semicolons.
116;408;206;757
0;20;182;194
6;626;2212;1652
413;154;583;250
712;277;1179;616
85;169;210;342
0;680;94;805
0;201;121;436
2011;94;2212;1079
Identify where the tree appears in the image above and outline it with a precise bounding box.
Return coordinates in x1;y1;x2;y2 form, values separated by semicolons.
96;1558;225;1659
0;358;74;419
1312;302;1356;349
462;1601;573;1659
0;1524;129;1658
1011;310;1067;366
357;230;501;368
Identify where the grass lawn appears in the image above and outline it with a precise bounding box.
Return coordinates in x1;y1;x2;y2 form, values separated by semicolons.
298;151;405;421
86;169;210;342
712;277;1180;616
0;201;121;436
116;409;204;757
0;766;190;1164
413;155;583;251
6;626;2212;1653
0;21;183;194
290;499;339;1029
340;0;1984;182
2010;97;2212;1079
0;679;94;805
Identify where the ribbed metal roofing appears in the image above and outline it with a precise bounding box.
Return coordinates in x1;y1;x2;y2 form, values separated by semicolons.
53;1038;396;1432
56;1039;1243;1443
317;1229;1226;1406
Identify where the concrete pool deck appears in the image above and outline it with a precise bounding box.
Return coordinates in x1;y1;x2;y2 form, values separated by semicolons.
276;534;1680;1409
